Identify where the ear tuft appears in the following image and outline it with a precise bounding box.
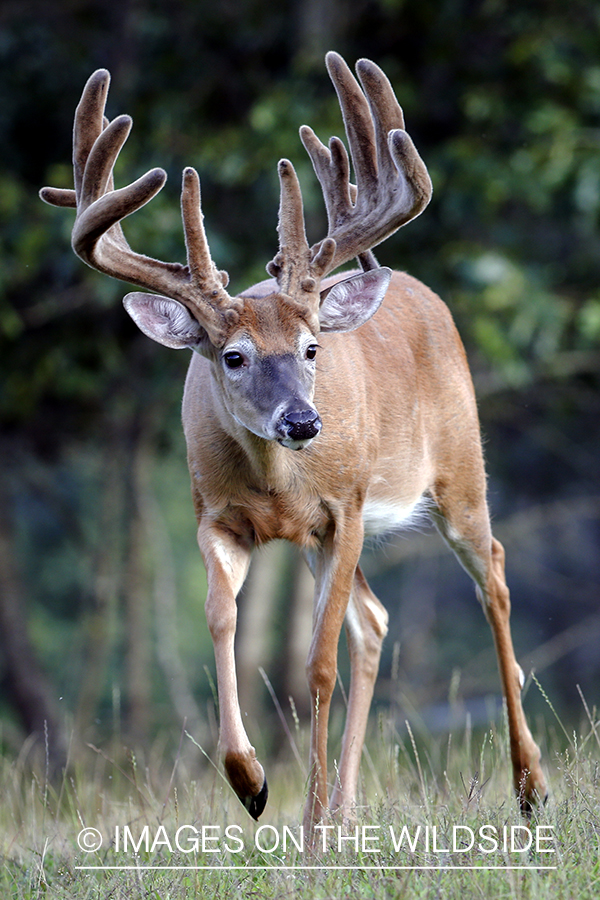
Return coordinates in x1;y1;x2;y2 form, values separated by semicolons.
318;267;392;333
123;293;208;350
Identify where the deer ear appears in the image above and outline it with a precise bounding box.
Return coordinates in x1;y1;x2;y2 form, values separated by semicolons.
123;293;211;351
318;267;392;333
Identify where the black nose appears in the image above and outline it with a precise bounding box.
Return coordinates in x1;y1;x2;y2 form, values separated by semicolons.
283;409;322;441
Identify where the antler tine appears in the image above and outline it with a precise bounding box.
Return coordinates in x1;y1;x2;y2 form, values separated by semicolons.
181;167;229;289
326;53;379;195
300;51;433;278
355;57;405;185
180;167;241;337
40;69;111;211
40;69;239;346
266;158;336;316
73;69;111;200
267;159;308;292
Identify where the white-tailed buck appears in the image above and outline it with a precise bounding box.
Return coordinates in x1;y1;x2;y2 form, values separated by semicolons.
41;53;547;829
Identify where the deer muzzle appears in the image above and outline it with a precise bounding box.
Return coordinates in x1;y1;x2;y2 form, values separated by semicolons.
277;407;322;448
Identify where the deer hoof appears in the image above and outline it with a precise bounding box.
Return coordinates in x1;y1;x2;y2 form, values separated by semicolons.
241;778;268;820
516;764;548;817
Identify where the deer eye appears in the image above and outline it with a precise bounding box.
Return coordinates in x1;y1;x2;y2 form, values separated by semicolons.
306;344;318;361
223;351;244;369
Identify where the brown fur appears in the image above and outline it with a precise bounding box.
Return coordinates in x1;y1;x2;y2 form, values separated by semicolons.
183;270;547;829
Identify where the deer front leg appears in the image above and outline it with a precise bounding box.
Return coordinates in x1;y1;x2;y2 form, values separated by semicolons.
303;518;364;834
197;522;268;819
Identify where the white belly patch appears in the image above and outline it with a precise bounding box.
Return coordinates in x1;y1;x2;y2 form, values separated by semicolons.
361;495;431;537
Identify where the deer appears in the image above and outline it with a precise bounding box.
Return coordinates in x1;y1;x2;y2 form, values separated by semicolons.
40;52;547;832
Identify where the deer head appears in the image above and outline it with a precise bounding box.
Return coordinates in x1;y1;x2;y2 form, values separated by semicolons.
40;54;431;449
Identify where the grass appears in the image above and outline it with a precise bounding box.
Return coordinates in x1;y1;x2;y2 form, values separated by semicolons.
1;686;599;899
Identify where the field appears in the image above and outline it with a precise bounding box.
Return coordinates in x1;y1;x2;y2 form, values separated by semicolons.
1;683;599;900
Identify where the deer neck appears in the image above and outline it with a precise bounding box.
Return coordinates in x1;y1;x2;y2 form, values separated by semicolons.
233;424;300;492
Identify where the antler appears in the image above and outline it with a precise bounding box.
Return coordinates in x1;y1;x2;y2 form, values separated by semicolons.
40;69;240;346
268;51;432;292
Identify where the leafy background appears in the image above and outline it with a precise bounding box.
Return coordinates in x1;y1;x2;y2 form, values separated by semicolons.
1;0;599;771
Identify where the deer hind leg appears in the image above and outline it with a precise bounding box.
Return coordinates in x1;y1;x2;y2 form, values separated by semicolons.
197;522;268;820
431;494;548;812
302;520;364;834
329;566;388;817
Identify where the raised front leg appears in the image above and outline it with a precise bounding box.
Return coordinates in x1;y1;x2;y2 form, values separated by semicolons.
197;521;268;819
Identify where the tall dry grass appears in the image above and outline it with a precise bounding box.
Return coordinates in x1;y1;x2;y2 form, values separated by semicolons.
1;680;598;899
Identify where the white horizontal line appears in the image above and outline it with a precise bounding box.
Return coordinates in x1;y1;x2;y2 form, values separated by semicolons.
75;865;557;871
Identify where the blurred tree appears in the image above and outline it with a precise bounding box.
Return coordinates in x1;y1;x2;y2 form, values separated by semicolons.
0;477;68;768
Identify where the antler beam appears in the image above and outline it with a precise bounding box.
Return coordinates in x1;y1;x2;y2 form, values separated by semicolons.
40;69;239;346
